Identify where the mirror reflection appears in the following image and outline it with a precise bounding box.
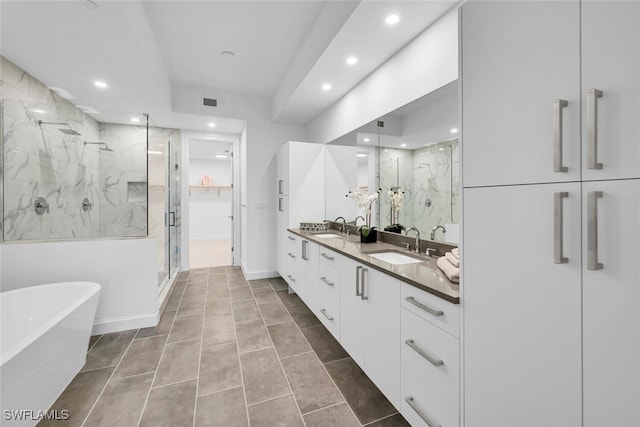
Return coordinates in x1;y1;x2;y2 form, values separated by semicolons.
326;79;460;244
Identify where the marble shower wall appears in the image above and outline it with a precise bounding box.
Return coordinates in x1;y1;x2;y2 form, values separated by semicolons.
1;57;101;240
378;139;459;240
97;123;149;237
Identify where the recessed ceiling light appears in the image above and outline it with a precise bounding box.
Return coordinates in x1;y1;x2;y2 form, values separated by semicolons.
439;148;445;151
208;122;216;128
93;80;108;89
450;128;459;134
322;83;332;91
400;143;407;148
363;137;370;142
221;50;235;59
30;109;46;114
385;14;400;25
216;154;228;159
346;56;358;65
147;150;162;155
384;149;389;152
131;117;140;123
356;153;368;158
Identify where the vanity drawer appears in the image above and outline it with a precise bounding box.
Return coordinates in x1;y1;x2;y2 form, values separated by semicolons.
401;282;459;337
402;308;459;406
316;263;340;339
319;247;340;268
401;372;459;427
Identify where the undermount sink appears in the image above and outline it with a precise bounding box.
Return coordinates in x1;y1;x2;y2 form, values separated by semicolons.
311;233;343;239
366;251;424;265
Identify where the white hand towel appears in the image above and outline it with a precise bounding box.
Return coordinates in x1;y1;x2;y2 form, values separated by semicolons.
437;256;460;283
451;247;460;259
445;251;460;267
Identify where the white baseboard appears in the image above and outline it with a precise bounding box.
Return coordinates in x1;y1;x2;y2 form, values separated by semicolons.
241;266;279;281
92;312;158;335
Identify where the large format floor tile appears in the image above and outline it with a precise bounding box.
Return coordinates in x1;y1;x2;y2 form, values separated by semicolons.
139;380;197;427
247;395;304;427
195;387;248;427
324;358;398;425
239;348;290;405
46;272;409;427
84;373;153;427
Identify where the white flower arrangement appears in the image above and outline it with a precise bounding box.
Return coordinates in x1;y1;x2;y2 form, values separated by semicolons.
346;188;380;227
388;188;405;225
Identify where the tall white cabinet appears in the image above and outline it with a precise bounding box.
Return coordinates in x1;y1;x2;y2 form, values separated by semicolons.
462;1;640;426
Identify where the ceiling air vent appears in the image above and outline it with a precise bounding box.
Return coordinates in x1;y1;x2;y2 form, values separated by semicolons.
203;98;218;107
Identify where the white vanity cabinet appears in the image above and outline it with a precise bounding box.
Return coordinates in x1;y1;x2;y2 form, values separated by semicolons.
400;283;461;427
295;238;318;311
315;247;342;339
337;254;401;408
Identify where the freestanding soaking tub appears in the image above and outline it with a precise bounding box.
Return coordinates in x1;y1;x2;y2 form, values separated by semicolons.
1;282;101;426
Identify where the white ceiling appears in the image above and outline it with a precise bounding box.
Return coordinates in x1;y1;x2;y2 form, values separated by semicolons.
0;0;458;134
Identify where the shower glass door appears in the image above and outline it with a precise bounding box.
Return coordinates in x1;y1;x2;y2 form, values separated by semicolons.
167;139;180;277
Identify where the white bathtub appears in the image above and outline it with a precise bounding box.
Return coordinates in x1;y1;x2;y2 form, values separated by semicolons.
1;282;101;426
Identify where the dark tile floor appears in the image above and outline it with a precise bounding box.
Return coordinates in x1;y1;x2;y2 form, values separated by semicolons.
40;266;409;427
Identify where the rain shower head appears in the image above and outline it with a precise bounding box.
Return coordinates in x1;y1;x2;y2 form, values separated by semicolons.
84;141;114;152
38;120;81;136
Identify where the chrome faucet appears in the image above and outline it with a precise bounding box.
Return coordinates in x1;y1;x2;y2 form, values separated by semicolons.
431;225;446;240
335;216;347;233
405;227;420;254
354;216;365;226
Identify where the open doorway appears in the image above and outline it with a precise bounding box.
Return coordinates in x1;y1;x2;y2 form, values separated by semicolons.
188;139;233;268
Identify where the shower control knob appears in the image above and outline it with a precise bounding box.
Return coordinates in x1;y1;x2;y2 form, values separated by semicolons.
34;197;50;215
82;198;93;212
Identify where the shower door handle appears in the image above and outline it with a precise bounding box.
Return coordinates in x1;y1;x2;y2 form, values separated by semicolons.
168;211;176;227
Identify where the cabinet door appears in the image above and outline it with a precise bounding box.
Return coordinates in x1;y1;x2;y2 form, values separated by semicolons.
276;197;289;277
463;183;582;427
363;267;401;408
302;239;319;312
461;0;581;186
338;258;365;366
277;143;288;196
582;179;640;427
581;2;640;181
288;142;325;227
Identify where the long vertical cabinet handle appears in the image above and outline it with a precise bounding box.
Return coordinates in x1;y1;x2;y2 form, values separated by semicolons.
553;99;569;172
360;268;368;300
587;89;604;170
405;397;441;427
302;240;308;261
355;266;362;296
278;198;283;212
587;191;604;270
278;179;284;195
554;192;569;264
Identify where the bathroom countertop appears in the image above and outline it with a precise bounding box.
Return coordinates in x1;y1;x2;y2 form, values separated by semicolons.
288;228;460;304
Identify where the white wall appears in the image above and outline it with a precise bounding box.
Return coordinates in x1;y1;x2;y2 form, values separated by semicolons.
0;238;157;334
306;8;459;144
172;86;306;279
189;158;232;241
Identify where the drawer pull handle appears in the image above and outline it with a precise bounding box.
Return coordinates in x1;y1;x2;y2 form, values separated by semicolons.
405;297;444;317
320;276;334;286
287;275;296;283
405;339;444;367
405;396;441;427
288;236;295;241
288;252;296;259
320;308;334;321
320;252;334;260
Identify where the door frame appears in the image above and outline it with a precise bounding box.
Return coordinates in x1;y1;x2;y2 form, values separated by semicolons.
180;130;241;270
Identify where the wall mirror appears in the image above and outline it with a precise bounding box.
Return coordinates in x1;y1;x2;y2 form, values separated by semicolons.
325;79;460;244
